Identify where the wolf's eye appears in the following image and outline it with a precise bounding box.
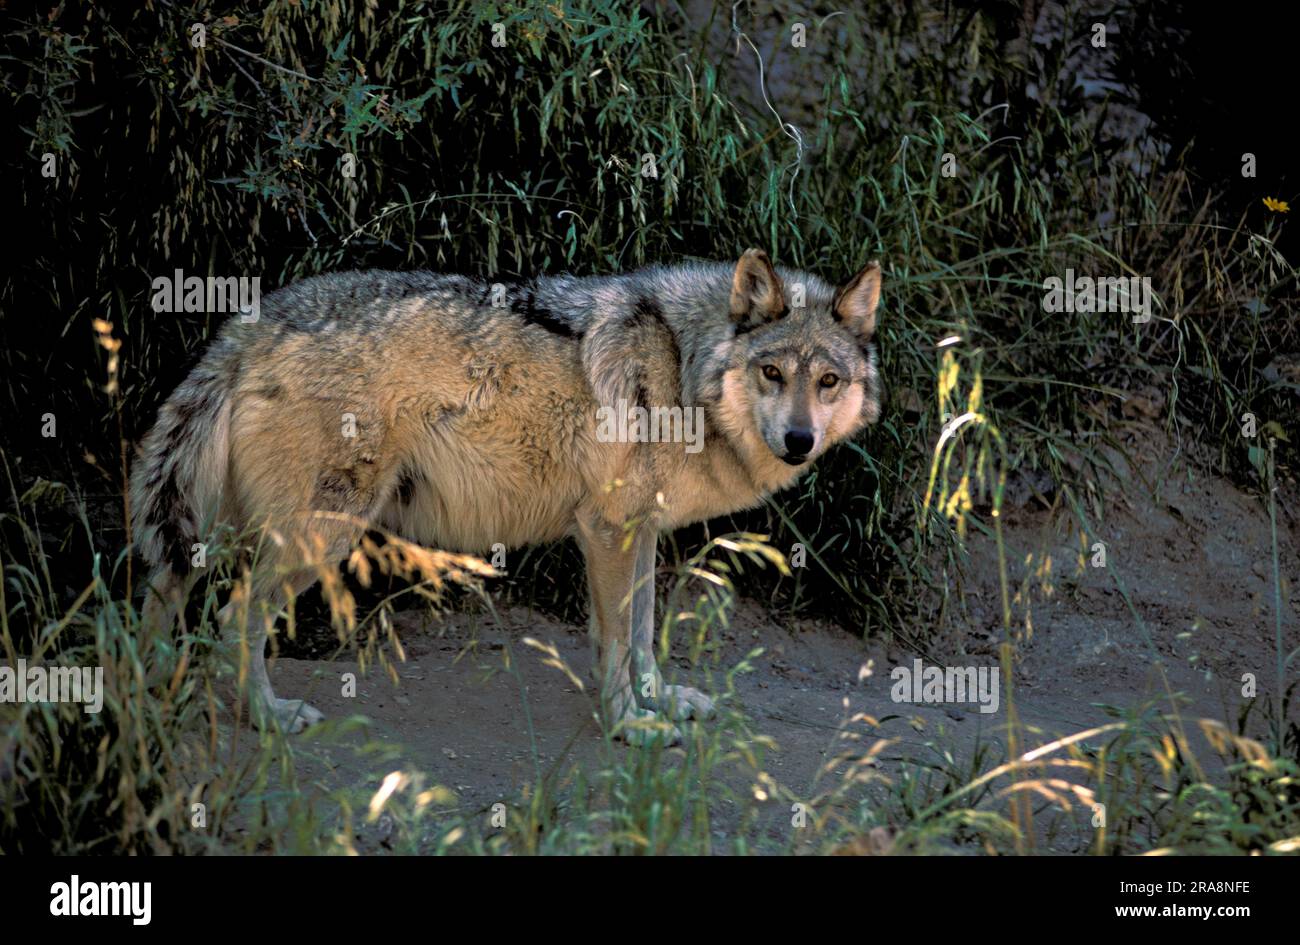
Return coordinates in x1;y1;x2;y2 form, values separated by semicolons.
819;373;839;388
762;365;783;382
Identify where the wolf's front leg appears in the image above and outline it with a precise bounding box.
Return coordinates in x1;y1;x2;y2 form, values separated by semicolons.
629;529;715;722
577;517;681;745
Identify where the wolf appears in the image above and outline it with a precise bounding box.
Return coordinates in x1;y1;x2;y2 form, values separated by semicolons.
131;249;882;742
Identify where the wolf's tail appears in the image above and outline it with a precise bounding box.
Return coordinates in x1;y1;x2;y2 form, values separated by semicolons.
131;335;240;601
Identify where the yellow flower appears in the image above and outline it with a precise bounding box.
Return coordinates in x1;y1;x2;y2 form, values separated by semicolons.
1263;196;1290;213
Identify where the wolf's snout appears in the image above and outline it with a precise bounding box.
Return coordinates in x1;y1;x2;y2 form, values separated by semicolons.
782;429;815;464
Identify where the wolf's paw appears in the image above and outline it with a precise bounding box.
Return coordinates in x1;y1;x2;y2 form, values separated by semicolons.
269;698;324;733
614;705;682;747
661;685;716;721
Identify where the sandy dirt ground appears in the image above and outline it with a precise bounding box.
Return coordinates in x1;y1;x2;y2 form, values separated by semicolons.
258;431;1298;853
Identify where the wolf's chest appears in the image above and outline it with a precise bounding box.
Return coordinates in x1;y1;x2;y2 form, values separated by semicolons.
656;442;800;527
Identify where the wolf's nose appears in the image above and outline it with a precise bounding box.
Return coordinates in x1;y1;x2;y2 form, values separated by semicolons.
784;429;814;457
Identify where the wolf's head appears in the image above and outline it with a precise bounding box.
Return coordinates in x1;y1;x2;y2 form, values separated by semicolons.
720;249;882;467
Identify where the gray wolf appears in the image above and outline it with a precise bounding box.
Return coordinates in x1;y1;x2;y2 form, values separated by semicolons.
131;249;883;742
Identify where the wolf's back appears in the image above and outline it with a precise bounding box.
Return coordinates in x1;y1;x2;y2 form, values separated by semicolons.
131;331;240;577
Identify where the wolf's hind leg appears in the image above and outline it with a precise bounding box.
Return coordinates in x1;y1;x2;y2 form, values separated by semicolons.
139;566;204;691
218;511;367;734
140;566;188;631
219;567;327;734
629;530;715;722
246;605;325;734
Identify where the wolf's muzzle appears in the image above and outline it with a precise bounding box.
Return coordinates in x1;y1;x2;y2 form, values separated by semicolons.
782;429;814;464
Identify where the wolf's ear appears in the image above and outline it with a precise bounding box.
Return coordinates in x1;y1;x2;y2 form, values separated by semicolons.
832;261;882;338
730;248;787;330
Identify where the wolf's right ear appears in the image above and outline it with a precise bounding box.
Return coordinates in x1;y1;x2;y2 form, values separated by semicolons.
832;261;882;339
730;248;787;331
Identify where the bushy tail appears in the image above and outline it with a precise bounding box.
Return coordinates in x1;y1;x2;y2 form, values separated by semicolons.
131;338;239;599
